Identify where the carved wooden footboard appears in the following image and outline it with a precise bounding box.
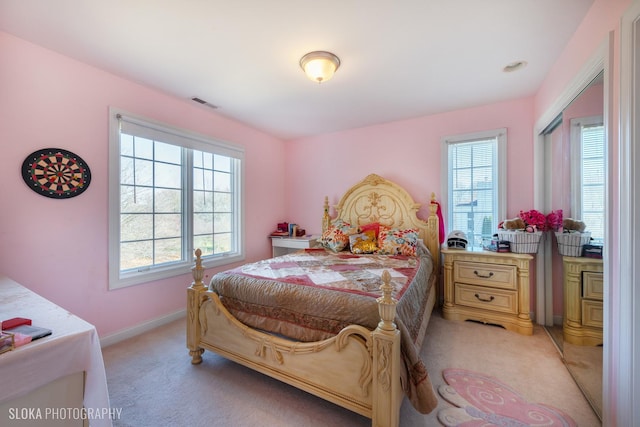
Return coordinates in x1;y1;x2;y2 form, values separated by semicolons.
187;174;441;427
187;249;404;427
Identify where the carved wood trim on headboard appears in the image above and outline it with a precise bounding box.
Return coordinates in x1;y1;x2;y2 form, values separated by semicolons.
322;174;441;273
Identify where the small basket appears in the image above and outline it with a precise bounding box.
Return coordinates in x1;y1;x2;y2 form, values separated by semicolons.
0;331;14;354
555;232;591;257
497;231;543;254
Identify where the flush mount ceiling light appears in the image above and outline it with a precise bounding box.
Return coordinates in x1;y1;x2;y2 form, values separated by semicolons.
503;60;528;72
299;51;341;83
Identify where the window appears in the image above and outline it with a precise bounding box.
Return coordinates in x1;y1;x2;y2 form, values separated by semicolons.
441;129;506;250
571;116;605;244
109;108;244;289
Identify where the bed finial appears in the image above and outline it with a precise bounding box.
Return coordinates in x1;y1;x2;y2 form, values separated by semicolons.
429;192;437;216
322;196;331;233
376;270;398;332
192;248;205;290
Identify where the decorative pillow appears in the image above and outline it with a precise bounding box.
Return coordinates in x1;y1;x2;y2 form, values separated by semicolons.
331;219;352;231
377;227;419;256
320;220;355;252
358;222;381;239
376;224;391;243
349;230;378;254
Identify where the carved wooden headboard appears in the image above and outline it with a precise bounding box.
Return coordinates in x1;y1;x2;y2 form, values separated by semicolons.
323;174;440;271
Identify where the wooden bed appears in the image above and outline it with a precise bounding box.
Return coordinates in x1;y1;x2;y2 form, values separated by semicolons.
187;174;440;427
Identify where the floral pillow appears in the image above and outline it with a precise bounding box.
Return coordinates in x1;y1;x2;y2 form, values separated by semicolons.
377;227;419;256
349;230;378;254
320;219;355;252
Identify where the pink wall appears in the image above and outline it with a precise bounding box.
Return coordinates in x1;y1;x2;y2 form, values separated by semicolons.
0;0;630;348
0;32;287;337
534;0;629;120
284;97;535;307
285;98;535;236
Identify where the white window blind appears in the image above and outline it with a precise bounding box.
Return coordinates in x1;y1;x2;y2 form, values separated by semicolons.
442;129;506;250
571;117;605;243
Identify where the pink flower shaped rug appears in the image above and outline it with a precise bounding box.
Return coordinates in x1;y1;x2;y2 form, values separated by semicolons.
437;368;577;427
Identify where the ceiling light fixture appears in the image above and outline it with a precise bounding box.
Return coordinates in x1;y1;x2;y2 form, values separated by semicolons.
299;51;341;83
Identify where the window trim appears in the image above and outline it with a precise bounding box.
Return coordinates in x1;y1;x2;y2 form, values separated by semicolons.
108;107;245;289
440;128;507;249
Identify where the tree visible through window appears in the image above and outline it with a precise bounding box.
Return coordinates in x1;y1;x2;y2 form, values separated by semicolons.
119;135;184;270
109;109;244;289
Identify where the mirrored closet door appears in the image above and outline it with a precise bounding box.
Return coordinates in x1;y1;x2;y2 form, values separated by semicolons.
540;71;604;421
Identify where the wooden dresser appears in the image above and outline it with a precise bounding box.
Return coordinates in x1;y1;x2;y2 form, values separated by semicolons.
442;248;534;335
562;256;604;346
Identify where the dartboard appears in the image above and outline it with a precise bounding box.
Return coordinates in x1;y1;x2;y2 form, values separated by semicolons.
21;148;91;199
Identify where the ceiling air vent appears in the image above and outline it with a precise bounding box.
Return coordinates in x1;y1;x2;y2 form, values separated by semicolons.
503;61;528;73
191;97;218;109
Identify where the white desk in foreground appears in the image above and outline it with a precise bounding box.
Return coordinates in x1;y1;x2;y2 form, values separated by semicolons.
0;276;112;427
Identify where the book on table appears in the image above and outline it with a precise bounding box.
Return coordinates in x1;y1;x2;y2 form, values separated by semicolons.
5;324;52;340
1;317;52;347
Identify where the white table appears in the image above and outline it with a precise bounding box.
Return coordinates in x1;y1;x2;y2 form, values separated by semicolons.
0;276;112;427
270;235;320;257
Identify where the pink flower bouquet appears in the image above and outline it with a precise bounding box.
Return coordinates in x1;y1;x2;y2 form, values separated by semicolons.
546;209;563;232
519;209;548;232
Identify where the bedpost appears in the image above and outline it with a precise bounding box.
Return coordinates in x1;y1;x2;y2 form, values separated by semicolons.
427;192;440;273
187;248;206;364
322;196;331;234
371;270;401;427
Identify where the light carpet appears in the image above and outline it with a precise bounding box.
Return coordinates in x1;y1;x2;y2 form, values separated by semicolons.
103;310;601;426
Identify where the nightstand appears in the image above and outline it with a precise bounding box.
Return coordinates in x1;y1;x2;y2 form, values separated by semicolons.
270;236;320;257
562;256;603;346
441;248;534;335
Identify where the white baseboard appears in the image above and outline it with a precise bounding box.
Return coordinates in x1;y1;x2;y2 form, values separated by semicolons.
100;309;186;348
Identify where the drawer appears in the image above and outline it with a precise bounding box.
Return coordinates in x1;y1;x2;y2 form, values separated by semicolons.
454;261;517;290
582;271;603;301
271;238;319;249
454;283;518;314
582;299;603;328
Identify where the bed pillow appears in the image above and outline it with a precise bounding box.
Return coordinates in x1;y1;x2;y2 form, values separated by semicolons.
377;227;419;256
349;230;378;254
376;224;390;242
358;222;381;239
320;219;355;252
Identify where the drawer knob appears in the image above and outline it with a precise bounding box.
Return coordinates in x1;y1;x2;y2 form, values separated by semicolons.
474;293;495;303
474;270;494;279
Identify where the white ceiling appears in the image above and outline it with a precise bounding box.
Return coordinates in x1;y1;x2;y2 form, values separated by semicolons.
0;1;595;141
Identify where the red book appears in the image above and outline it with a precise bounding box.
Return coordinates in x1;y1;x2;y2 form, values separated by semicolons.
1;317;31;330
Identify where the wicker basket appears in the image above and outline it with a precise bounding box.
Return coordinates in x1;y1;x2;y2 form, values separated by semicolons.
555;231;591;257
497;231;543;254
